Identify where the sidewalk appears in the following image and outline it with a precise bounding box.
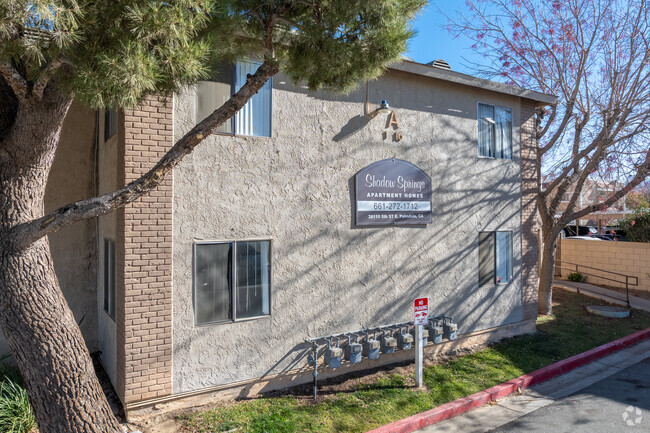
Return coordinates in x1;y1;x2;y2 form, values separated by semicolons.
414;338;650;432
554;280;650;312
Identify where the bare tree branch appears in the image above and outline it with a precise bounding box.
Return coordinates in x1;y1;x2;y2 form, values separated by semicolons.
570;150;650;221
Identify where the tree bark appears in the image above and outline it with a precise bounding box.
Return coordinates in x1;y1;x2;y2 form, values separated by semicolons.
0;58;279;432
538;224;560;316
0;97;122;432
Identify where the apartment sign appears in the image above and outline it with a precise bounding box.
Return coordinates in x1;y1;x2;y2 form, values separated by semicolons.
355;159;432;226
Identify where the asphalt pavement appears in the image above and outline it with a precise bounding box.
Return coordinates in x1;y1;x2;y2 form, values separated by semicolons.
488;356;649;432
417;338;650;433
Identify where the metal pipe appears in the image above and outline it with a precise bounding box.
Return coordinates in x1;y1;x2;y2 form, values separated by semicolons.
311;342;318;400
305;320;414;343
305;319;424;401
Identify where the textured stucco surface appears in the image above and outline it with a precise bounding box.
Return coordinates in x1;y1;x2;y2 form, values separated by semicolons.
0;101;98;358
171;69;525;393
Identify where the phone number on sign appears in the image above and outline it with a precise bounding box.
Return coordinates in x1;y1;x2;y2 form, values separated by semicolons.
357;201;431;212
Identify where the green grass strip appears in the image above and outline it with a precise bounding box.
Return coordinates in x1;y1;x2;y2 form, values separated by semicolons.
181;291;650;433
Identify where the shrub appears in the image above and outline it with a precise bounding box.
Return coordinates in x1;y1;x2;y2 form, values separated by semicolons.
0;371;35;433
567;272;585;282
620;205;650;243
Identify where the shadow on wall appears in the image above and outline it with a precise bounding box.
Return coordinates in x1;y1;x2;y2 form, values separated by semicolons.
333;115;371;142
173;78;527;395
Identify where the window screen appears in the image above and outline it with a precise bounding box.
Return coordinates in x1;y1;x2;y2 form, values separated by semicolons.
478;103;512;159
104;109;117;141
196;61;272;137
196;63;234;133
236;241;271;319
103;239;116;320
479;231;513;286
495;107;512;159
478;232;495;287
234;61;272;137
194;240;271;325
194;243;232;324
478;104;495;158
495;231;513;284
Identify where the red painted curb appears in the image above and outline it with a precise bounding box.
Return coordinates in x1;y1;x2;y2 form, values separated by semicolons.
367;327;650;433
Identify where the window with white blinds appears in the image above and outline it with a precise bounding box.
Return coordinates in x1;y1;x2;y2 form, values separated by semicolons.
196;60;272;137
478;103;512;159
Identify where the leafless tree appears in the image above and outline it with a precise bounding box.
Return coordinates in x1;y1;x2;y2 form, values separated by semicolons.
449;0;650;314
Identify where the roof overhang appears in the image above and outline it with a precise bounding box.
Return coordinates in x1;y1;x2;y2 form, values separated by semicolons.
389;60;557;107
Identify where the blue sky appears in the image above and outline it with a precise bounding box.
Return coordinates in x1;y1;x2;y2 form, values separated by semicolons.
405;2;485;75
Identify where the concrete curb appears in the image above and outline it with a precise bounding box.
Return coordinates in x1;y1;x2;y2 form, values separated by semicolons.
366;327;650;433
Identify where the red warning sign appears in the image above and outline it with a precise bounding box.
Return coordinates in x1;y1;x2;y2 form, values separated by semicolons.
414;297;428;325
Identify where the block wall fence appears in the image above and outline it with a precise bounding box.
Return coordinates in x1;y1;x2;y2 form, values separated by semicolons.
558;238;650;295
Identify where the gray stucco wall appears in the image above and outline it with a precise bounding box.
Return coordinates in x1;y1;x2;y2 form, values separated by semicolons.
46;102;98;352
171;69;524;393
0;101;98;360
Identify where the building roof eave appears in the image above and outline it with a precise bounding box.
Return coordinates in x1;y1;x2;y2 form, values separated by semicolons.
389;60;558;106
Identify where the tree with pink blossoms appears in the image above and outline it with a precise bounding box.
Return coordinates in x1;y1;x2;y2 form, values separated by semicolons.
450;0;650;314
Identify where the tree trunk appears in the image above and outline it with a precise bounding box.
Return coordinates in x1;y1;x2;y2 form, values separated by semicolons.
0;98;122;432
538;225;560;316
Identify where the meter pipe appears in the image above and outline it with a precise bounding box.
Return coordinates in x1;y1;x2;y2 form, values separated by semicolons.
311;342;318;400
304;319;439;401
305;320;414;343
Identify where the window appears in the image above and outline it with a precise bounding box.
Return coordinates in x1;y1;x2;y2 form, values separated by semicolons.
560;191;574;203
194;240;271;325
196;60;272;137
104;109;117;141
103;239;116;320
478;231;513;286
478;103;512;159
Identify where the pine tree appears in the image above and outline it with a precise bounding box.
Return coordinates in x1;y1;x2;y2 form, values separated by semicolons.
0;1;425;431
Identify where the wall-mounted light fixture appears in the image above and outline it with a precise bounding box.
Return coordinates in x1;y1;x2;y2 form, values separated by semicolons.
364;81;392;118
366;99;392;118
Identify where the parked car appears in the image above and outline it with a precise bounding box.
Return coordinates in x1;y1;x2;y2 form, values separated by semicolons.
594;232;627;241
564;235;603;240
561;226;597;237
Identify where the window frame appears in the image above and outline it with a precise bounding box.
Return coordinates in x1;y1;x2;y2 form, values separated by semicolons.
192;239;272;326
194;60;273;138
477;102;512;160
103;238;116;321
478;231;513;287
104;109;118;141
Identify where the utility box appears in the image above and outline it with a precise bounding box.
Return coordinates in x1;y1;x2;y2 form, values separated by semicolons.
325;346;343;368
381;332;397;354
429;319;444;344
364;338;380;360
346;342;363;364
398;332;413;350
444;320;458;341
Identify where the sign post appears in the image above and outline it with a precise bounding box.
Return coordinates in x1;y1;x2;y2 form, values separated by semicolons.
413;297;428;388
